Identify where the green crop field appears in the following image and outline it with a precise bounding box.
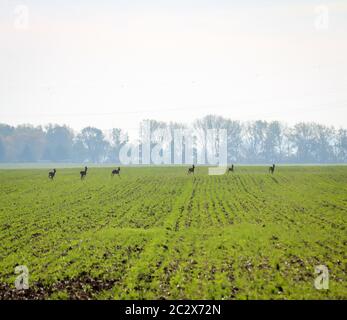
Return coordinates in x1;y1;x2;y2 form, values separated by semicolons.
0;166;346;300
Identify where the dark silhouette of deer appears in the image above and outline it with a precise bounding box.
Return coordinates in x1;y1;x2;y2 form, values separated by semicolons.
269;164;275;174
48;169;56;180
80;166;88;179
228;164;234;173
111;167;121;177
187;165;195;175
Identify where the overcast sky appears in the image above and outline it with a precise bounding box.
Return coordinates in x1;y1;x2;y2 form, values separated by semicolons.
1;0;347;138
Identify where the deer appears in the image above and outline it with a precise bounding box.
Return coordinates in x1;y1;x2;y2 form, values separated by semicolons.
111;167;121;177
269;164;275;174
48;169;56;180
80;166;88;180
187;164;195;175
228;164;234;173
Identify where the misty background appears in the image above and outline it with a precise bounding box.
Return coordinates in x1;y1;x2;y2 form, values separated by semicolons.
1;1;347;164
1;1;347;137
0;116;347;164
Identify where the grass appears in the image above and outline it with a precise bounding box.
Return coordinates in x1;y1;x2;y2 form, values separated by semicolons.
0;166;346;299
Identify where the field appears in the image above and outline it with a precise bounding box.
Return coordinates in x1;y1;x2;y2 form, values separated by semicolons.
0;166;346;299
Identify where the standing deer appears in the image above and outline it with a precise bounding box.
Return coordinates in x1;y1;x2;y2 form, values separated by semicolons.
228;164;234;173
111;167;121;177
48;169;56;180
269;164;275;174
80;166;88;179
187;165;195;175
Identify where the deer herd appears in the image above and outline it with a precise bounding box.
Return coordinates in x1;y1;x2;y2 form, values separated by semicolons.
48;164;276;180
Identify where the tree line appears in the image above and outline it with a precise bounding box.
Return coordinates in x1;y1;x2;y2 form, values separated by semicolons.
0;115;347;164
0;124;128;163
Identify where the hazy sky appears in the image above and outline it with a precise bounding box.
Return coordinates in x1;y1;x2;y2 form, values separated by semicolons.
1;0;347;138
